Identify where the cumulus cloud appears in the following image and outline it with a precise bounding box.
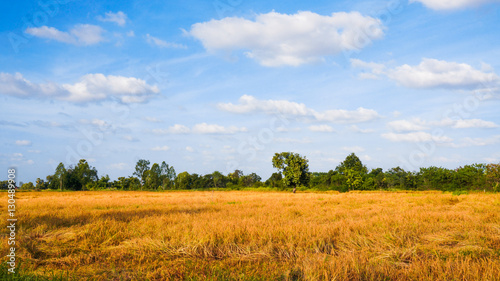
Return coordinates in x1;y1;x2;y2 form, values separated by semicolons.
108;163;129;170
151;146;170;151
350;58;386;79
433;118;498;129
388;117;498;132
274;137;312;144
388;118;428;132
190;11;384;66
410;0;500;10
450;135;500;147
452;119;498;128
146;34;186;49
342;146;365;153
97;11;128;26
352;58;499;90
192;123;247;134
218;95;379;123
152;124;190;135
0;72;160;103
26;24;105;45
15;140;32;146
153;123;246;135
144;117;162;123
389;58;499;89
349;125;375;133
308;125;335;132
381;131;452;143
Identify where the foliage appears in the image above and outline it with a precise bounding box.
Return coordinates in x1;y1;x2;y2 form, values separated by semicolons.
272;152;310;192
133;159;150;187
8;153;500;192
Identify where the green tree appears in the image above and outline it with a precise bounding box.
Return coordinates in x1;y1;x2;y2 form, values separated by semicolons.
272;152;310;193
133;159;150;188
265;172;283;189
54;162;66;191
160;161;176;189
21;182;35;190
98;174;110;189
336;153;368;174
146;163;162;190
35;178;46;190
212;171;223;189
486;163;500;191
335;153;368;191
228;170;244;185
175;171;191;190
74;159;98;190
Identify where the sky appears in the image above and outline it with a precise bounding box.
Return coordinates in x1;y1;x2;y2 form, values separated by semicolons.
1;0;500;184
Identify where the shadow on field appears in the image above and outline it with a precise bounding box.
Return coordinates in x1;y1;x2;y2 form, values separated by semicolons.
29;207;217;229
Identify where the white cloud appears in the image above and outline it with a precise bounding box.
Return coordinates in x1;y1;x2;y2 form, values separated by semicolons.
308;125;335;132
190;11;384;67
186;146;194;152
410;0;500;10
97;11;127;26
108;162;129;170
452;119;498;129
349;125;375;133
315;108;379;123
153;123;246;135
274;137;312;144
218;95;310;115
352;58;499;90
126;30;135;37
450;135;500;147
381;131;452;142
342;146;365;153
26;24;105;45
221;145;236;153
27;159;34;165
433;156;459;163
123;135;139;142
389;58;499;89
218;95;379;123
0;72;159;103
361;155;372;161
388;118;428;132
151;146;170;151
15;140;32;146
146;34;186;49
350;58;386;79
192;123;247;134
144;117;162;123
91;119;108;128
152;124;190;135
431;118;498;128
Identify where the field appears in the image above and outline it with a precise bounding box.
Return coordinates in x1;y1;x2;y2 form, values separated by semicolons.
2;190;500;280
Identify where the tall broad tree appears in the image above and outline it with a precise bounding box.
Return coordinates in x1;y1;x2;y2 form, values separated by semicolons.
54;162;66;191
160;161;176;189
147;163;162;190
336;153;368;191
336;153;368;174
272;152;310;193
133;159;150;188
74;159;98;190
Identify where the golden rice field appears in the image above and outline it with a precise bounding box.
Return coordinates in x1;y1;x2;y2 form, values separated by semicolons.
2;190;500;280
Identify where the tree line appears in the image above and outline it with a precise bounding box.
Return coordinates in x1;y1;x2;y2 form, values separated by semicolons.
1;153;499;192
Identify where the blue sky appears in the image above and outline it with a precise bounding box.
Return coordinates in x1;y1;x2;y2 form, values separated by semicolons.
1;0;500;183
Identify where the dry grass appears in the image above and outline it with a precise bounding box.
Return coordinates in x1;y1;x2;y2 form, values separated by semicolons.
2;190;500;280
